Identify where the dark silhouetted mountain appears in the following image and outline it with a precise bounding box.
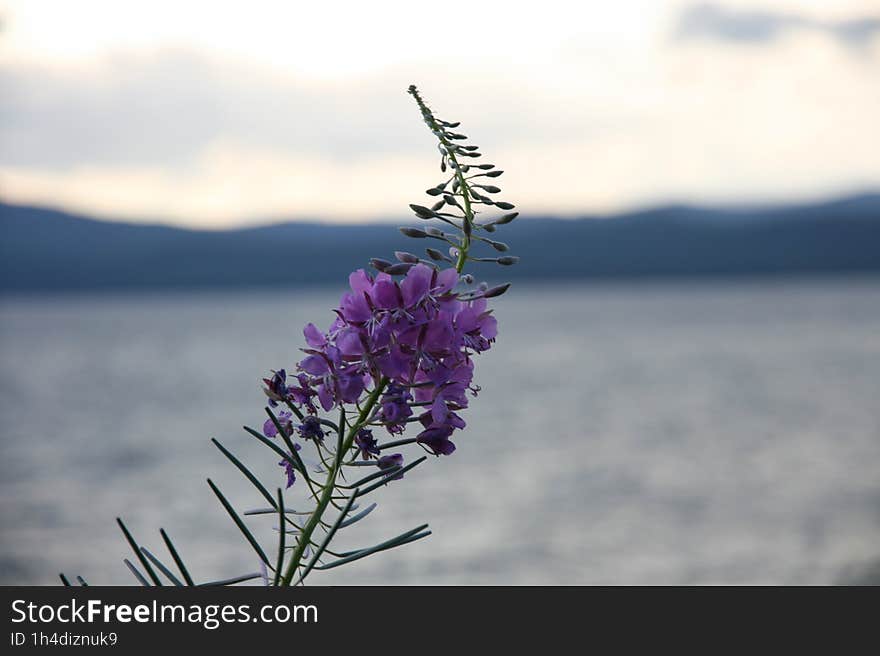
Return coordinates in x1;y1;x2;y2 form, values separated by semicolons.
1;193;879;292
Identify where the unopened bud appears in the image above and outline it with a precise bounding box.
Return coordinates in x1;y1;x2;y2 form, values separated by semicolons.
493;212;518;225
385;263;415;275
425;248;450;262
484;283;511;298
409;204;436;219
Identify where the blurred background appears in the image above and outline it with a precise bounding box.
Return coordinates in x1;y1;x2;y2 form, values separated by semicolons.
1;0;879;585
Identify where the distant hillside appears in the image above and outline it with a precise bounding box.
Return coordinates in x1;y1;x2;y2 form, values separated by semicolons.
1;194;879;291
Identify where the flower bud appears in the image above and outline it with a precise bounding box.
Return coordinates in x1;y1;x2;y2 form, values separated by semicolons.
395;251;420;263
495;201;516;210
385;262;415;275
409;204;436;219
425;248;451;262
493;212;518;225
484;282;511;298
496;256;520;266
370;258;393;271
400;227;427;238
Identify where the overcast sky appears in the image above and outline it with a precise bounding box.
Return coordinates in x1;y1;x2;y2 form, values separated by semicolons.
1;0;878;227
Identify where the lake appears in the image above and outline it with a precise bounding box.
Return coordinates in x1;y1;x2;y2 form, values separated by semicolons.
2;278;879;585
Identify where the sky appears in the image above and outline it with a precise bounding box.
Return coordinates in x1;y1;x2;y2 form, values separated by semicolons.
1;0;878;227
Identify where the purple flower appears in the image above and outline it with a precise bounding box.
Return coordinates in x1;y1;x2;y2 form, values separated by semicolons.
401;263;458;309
268;263;501;460
262;369;289;407
416;425;457;456
263;410;293;438
297;415;325;442
377;453;405;480
287;373;318;414
278;444;302;489
378;384;413;434
355;428;379;460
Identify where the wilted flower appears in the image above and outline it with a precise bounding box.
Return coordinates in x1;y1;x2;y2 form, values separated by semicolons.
377;453;405;480
263;410;293;438
355;428;379;459
297;415;325;442
262;369;290;407
416;425;456;456
378;384;414;434
278;444;302;489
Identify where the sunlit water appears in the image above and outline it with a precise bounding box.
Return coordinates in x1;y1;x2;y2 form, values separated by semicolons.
2;278;879;585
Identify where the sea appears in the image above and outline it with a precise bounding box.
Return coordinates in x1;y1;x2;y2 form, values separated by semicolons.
1;278;879;585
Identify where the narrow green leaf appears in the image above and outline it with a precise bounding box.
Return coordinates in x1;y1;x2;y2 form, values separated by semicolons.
376;437;418;450
282;399;305;422
123;559;150;587
140;547;183;586
206;478;271;567
198;572;263;587
295;490;359;585
116;517;163;586
337;406;346;457
344;464;401;489
244;507;312;516
273;488;285;587
211;437;276;509
339;502;377;528
243;425;298;469
244;424;317;499
246;423;317;499
315;525;431;571
355;456;428;497
160;528;195;586
264;407;299;459
336;524;430;558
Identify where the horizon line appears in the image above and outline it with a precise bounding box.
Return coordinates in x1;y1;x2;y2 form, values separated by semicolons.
2;187;879;232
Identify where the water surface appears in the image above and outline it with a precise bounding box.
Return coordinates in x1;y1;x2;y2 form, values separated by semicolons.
2;278;879;584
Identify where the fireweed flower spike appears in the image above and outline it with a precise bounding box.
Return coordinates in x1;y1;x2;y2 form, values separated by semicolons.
68;86;519;587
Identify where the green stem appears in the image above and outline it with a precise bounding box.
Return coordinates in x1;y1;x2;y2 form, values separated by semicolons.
280;89;477;585
279;378;388;586
408;87;475;273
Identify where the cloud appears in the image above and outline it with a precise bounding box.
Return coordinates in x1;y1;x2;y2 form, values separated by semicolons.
0;49;587;172
675;3;880;48
1;6;879;227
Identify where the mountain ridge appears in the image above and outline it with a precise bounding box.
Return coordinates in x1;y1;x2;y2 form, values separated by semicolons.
2;193;879;291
